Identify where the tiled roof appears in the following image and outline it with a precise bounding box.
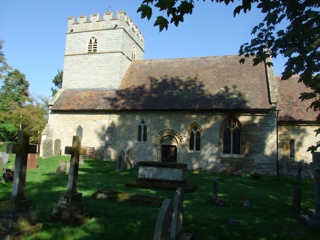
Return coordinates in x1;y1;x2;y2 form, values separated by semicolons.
51;55;273;111
277;75;318;122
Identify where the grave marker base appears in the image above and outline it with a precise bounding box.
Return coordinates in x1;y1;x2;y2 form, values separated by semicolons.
51;192;89;225
0;200;42;238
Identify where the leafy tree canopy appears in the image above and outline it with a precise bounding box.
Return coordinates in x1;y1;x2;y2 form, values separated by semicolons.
138;0;320;150
0;39;11;80
51;69;63;96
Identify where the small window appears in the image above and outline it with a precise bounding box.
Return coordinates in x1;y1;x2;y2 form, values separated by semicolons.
189;123;201;151
131;46;136;60
88;37;98;53
138;119;147;142
290;139;295;158
222;116;241;154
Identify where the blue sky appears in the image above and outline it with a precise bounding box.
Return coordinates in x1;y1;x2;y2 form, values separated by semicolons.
1;0;287;99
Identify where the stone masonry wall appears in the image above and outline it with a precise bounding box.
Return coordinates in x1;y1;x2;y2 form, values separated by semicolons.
44;110;278;175
278;124;319;177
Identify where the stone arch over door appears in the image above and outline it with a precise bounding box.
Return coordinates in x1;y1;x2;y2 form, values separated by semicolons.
153;129;183;163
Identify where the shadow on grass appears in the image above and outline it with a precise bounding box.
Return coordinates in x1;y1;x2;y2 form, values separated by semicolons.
0;156;318;240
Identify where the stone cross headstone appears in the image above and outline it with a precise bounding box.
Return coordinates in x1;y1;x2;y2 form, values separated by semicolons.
213;177;218;205
170;188;184;240
301;152;320;227
154;199;173;240
65;135;86;195
6;130;37;201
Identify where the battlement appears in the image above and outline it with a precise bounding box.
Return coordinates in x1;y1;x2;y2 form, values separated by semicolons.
67;11;144;42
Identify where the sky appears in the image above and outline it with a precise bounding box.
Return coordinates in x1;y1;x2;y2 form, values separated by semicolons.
0;0;287;99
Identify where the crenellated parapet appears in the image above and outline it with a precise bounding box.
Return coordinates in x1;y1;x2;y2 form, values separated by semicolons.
67;11;144;43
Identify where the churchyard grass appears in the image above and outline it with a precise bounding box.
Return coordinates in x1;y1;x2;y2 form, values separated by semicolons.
0;156;319;239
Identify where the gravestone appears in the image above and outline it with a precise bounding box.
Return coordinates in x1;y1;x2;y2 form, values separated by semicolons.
54;139;61;156
0;152;9;164
27;144;38;169
0;130;40;237
117;150;125;171
56;161;66;175
301;152;320;227
76;126;84;164
42;139;53;158
171;188;183;240
213;177;218;205
292;186;302;213
52;135;88;223
154;199;173;240
296;160;303;184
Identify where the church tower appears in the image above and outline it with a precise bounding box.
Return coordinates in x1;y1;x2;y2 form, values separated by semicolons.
62;11;144;90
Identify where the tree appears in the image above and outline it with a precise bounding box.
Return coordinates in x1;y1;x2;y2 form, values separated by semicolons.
138;0;320;150
0;39;11;81
51;69;63;96
0;69;30;112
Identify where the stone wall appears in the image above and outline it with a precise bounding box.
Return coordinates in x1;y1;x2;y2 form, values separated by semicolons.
278;124;318;177
43;110;278;175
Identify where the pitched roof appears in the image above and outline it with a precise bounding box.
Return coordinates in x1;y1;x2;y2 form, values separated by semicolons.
277;75;318;122
51;55;273;111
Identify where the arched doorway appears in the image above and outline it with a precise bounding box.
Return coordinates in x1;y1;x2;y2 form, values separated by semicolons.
160;135;178;162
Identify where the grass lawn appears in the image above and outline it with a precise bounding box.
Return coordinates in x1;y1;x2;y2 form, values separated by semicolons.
0;155;319;239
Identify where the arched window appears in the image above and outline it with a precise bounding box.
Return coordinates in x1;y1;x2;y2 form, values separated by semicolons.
138;119;147;142
222;116;241;154
189;123;201;151
290;139;295;158
131;46;136;60
87;37;98;53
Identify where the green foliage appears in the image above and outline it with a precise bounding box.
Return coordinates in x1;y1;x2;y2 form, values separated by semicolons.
0;39;12;81
51;69;63;96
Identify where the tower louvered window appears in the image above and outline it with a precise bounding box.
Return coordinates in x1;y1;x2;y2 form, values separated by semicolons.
88;37;98;53
131;46;136;60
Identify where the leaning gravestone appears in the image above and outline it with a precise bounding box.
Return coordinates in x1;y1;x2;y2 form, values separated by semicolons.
42;138;53;158
301;152;320;227
0;130;41;237
154;199;173;240
171;188;183;239
52;135;88;224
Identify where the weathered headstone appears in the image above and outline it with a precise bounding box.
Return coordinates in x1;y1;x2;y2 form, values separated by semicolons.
213;177;218;205
296;160;303;184
27;144;38;169
171;188;183;240
154;199;173;240
52;135;87;223
0;152;9;165
56;161;66;175
301;152;320;227
0;157;3;172
117;150;125;171
42;139;53;158
54;139;61;156
292;186;302;213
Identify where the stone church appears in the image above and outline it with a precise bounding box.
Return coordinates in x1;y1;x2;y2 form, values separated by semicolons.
41;11;319;176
